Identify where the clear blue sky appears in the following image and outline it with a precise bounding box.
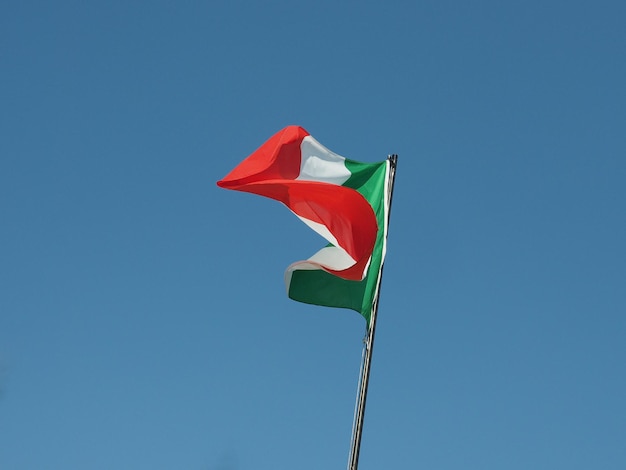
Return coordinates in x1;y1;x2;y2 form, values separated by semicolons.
1;1;625;469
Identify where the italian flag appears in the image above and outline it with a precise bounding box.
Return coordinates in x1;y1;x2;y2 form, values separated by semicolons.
217;126;392;325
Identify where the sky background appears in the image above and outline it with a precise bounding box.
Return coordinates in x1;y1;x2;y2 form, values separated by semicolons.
1;1;625;469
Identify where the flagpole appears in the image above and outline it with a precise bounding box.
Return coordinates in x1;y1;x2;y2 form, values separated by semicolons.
347;154;398;470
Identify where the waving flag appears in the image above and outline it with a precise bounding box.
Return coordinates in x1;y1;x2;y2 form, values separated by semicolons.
217;126;391;325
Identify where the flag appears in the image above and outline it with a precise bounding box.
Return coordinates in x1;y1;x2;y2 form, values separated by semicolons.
217;126;391;325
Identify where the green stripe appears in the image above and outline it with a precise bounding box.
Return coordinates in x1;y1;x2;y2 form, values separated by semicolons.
288;158;388;325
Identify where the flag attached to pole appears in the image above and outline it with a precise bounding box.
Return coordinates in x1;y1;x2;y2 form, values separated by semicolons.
217;126;392;325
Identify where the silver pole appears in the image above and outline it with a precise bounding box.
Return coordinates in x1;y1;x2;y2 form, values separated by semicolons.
347;154;397;470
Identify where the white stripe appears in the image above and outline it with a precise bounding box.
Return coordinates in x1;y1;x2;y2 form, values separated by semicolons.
297;135;351;185
307;246;357;271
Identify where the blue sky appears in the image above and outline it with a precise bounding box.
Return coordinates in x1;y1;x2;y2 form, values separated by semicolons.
1;1;625;469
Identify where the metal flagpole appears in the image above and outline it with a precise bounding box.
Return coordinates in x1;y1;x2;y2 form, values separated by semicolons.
347;154;398;470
